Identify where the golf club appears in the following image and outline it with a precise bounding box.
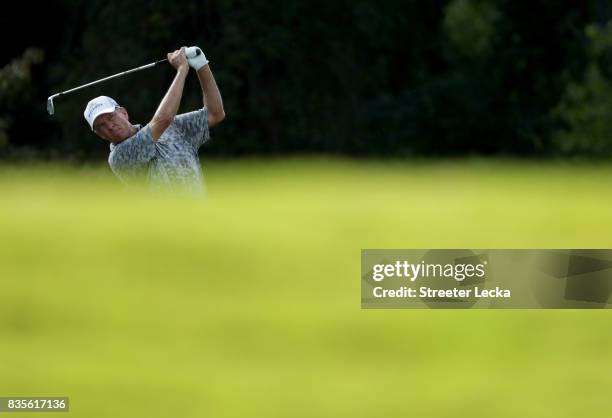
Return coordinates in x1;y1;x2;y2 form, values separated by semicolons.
46;58;168;115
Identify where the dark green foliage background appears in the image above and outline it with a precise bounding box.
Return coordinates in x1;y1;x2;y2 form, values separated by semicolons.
2;0;612;159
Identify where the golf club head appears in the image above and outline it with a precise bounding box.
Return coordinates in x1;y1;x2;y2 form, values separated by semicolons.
46;96;55;115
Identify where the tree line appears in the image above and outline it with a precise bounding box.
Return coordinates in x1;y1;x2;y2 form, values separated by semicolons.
1;0;612;159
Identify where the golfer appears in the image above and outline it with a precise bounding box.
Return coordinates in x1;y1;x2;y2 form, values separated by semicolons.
83;46;225;193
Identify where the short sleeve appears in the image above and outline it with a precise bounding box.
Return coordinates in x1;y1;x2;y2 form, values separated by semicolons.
173;108;210;148
108;125;156;183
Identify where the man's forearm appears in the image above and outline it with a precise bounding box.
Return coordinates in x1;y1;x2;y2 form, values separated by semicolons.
196;65;224;117
154;66;189;121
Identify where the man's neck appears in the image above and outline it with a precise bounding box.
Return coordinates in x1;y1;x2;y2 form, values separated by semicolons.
111;124;140;145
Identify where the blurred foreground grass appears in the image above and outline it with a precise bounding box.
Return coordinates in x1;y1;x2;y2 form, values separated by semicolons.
0;158;611;418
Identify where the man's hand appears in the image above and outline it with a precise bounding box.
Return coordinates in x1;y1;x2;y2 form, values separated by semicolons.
185;46;209;71
167;47;189;71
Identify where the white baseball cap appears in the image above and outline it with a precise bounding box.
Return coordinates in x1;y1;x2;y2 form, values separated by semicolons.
84;96;119;131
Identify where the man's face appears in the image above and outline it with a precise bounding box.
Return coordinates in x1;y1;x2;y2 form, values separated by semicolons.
93;107;134;142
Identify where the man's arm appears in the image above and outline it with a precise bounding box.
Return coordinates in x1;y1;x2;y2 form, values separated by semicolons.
149;47;190;141
196;64;225;127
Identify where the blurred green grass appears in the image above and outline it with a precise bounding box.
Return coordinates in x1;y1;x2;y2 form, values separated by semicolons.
0;158;611;418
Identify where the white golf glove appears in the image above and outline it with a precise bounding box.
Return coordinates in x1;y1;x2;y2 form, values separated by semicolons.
185;46;209;71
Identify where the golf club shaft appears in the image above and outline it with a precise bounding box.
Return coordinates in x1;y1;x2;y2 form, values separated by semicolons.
55;58;168;97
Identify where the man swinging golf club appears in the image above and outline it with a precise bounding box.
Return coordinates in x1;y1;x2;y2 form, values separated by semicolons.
83;46;225;193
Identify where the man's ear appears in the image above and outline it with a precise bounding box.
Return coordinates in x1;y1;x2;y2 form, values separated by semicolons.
117;107;129;120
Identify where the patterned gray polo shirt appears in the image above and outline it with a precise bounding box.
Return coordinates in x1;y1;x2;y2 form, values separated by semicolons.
108;108;210;194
